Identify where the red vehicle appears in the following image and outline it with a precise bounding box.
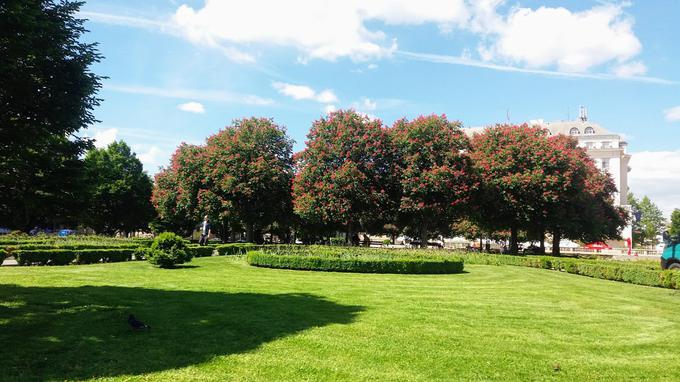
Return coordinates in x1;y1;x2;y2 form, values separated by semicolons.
584;242;612;250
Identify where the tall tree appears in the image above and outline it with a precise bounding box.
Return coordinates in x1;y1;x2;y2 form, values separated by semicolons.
204;117;294;243
293;110;398;244
0;0;102;230
151;143;206;235
669;209;680;237
82;141;154;235
391;115;476;247
636;195;664;246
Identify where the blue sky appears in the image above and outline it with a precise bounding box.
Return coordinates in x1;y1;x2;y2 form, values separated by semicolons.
78;0;680;215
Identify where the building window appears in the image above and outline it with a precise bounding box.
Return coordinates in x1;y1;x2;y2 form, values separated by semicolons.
601;141;611;149
601;158;609;170
569;127;580;135
585;142;595;149
584;126;595;134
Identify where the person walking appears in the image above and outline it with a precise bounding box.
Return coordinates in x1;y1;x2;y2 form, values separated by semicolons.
199;215;211;246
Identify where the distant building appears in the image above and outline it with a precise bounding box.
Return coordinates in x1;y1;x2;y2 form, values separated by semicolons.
464;107;633;243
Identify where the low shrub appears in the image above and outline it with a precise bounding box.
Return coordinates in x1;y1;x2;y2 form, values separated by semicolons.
186;245;216;257
216;243;260;256
15;249;76;266
247;246;464;274
329;237;346;246
456;252;680;290
147;232;191;268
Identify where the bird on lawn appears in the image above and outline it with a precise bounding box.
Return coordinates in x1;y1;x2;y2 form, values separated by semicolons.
128;314;151;330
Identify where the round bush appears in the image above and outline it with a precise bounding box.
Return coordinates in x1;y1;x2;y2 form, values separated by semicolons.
147;232;191;268
247;246;464;274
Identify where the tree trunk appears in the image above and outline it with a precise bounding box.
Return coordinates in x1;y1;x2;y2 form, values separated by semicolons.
420;223;428;248
510;224;518;254
552;230;561;256
539;229;546;255
346;221;353;246
246;223;254;243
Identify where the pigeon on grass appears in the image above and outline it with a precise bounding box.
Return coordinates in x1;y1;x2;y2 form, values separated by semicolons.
128;314;151;330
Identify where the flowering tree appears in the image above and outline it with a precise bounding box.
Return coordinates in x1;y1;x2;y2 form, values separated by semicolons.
293;110;398;244
391;115;476;247
151;143;206;234
204;117;294;242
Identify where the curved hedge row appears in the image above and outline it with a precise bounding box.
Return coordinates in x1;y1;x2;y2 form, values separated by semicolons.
247;248;464;274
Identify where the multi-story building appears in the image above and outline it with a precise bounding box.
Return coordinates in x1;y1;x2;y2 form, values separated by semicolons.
538;108;632;242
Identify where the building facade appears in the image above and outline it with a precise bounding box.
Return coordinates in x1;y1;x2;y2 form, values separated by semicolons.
539;113;633;242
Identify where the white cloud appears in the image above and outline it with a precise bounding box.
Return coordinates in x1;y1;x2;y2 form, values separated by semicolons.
629;151;680;217
613;61;647;77
664;106;680;122
325;104;338;114
367;63;379;70
137;146;167;173
478;3;642;73
272;82;339;104
171;0;472;62
178;101;205;113
90;128;119;148
361;97;377;111
397;51;676;85
105;83;273;105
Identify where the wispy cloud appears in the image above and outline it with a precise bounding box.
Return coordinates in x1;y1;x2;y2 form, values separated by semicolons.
79;11;169;30
397;50;678;85
664;106;680;122
104;83;274;105
272;82;338;104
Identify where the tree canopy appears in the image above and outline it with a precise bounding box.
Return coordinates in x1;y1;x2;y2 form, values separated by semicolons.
391;115;476;246
82;142;154;234
0;0;102;230
293;110;397;243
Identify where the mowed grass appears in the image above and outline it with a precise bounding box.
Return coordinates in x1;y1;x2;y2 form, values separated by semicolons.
2;256;680;381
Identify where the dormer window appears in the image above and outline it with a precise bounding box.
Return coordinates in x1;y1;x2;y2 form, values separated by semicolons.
569;127;580;135
584;126;595;135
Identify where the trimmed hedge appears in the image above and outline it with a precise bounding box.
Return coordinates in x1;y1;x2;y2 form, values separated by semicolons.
457;253;680;289
14;249;135;266
216;243;261;256
186;245;216;257
247;249;465;274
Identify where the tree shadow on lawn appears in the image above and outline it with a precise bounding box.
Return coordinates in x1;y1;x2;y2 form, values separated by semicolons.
0;284;363;380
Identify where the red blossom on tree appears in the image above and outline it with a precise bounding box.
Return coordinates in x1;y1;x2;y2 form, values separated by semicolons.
391;114;476;247
292;109;398;243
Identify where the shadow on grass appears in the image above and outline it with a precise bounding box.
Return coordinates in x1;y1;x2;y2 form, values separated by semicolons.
0;284;363;380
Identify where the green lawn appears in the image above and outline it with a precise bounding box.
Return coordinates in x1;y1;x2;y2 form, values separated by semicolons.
2;256;680;381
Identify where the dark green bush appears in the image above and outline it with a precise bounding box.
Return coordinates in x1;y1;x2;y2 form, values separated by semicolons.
186;245;216;257
147;232;191;268
15;249;76;266
247;248;464;274
216;243;260;256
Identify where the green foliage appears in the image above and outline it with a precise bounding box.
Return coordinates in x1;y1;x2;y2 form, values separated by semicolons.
0;0;103;230
215;243;260;256
292;110;398;243
629;193;665;246
82;141;154;234
458;253;680;289
670;209;680;237
329;237;346;246
147;232;191;268
14;248;135;265
391;115;476;244
247;246;464;274
186;245;216;257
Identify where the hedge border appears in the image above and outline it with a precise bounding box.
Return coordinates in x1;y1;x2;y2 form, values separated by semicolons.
457;253;680;289
247;250;465;274
14;249;135;266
